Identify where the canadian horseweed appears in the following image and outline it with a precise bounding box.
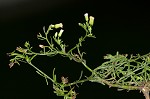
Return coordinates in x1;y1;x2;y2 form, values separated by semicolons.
8;13;150;99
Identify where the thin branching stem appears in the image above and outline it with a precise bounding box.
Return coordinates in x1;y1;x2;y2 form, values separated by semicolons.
8;13;150;99
28;62;55;83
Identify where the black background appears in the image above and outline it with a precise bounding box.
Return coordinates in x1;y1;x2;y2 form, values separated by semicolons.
0;0;150;99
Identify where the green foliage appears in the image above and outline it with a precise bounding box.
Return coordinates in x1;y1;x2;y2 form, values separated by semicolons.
8;13;150;99
91;52;150;90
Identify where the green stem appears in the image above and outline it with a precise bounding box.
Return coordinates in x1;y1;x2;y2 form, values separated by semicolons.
81;61;93;73
64;77;91;87
45;32;56;51
93;77;140;91
28;62;55;83
26;52;57;56
68;34;87;54
45;34;52;46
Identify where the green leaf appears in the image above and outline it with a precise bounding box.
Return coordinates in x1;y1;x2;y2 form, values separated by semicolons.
24;41;30;48
53;68;57;82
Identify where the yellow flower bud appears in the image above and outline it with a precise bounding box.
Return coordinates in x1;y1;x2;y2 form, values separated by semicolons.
89;16;94;26
54;23;63;29
54;32;58;38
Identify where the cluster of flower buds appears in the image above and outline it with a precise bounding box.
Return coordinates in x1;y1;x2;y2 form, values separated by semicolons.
84;13;94;26
49;23;64;38
54;29;64;38
50;23;63;29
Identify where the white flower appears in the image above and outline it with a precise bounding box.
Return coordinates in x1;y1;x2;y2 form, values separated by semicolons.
84;13;89;22
39;44;44;48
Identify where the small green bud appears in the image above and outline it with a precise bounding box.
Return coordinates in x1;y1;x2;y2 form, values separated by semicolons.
54;32;58;38
24;41;30;48
84;13;88;22
58;29;64;37
89;16;94;26
54;23;63;29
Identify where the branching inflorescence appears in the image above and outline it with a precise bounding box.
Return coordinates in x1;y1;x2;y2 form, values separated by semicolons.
8;13;150;99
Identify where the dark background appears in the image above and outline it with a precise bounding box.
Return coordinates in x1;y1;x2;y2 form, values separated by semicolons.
0;0;150;99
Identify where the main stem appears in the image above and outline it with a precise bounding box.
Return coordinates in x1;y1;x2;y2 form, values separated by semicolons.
141;88;150;99
143;92;149;99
